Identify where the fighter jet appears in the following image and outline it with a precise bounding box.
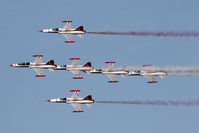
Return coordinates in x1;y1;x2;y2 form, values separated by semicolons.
101;61;129;83
65;58;94;79
39;21;86;43
10;55;56;77
47;90;94;112
128;64;167;83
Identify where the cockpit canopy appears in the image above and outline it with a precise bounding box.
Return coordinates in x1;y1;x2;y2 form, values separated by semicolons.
52;28;59;31
60;98;67;100
96;69;102;72
60;65;67;67
18;62;30;65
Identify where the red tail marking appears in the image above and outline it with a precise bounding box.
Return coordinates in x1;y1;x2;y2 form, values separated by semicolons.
83;62;92;67
83;95;93;101
75;26;84;31
46;60;55;66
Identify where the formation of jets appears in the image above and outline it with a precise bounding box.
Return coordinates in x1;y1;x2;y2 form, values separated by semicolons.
10;55;167;84
10;20;169;112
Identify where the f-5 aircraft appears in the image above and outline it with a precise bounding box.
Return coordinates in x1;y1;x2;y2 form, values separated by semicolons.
56;58;94;79
47;90;94;112
101;61;129;83
128;64;167;83
10;55;56;77
39;21;86;43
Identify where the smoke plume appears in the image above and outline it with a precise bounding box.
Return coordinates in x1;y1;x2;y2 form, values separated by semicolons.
96;100;199;106
87;31;199;37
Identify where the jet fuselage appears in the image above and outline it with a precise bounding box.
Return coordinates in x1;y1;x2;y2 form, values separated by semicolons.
40;28;86;34
66;65;93;71
48;97;94;104
10;62;56;69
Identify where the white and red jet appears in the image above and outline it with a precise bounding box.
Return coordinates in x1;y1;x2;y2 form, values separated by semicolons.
39;21;86;43
128;64;167;83
47;90;94;113
56;58;94;79
102;61;129;83
10;55;56;77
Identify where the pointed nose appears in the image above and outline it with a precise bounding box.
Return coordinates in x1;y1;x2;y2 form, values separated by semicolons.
47;100;51;102
38;30;43;32
9;64;13;67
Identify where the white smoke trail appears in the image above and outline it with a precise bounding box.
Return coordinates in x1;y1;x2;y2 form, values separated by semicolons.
97;66;199;76
96;100;199;106
168;72;199;76
87;31;199;37
124;66;199;72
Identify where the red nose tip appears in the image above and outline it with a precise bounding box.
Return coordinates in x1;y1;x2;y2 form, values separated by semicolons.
9;64;13;67
38;30;43;32
47;100;51;102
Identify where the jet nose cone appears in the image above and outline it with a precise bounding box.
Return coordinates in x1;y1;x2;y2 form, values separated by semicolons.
38;30;43;32
9;64;13;67
47;100;51;102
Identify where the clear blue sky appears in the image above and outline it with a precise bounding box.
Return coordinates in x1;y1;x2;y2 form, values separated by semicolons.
1;0;199;133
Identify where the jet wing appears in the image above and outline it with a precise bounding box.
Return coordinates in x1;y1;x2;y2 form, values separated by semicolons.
62;34;75;43
144;76;158;83
62;21;72;29
70;90;80;99
69;58;80;65
105;61;116;67
33;68;45;77
106;74;119;83
71;103;83;112
71;70;83;79
32;55;43;64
